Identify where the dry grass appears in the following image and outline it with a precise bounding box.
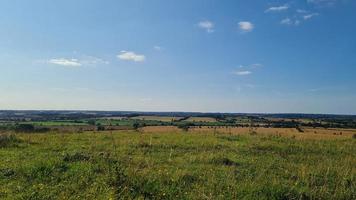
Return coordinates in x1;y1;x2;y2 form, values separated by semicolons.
141;126;180;133
186;126;356;140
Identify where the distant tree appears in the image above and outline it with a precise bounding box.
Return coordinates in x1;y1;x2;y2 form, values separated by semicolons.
97;125;105;131
15;124;35;133
35;127;50;133
133;122;140;131
88;120;96;126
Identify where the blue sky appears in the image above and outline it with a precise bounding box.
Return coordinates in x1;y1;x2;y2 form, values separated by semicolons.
0;0;355;114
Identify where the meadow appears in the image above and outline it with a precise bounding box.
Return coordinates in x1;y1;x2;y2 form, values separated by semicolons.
0;129;355;200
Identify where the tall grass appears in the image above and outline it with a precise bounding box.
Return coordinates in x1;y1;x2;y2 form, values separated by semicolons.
0;131;355;199
0;134;22;148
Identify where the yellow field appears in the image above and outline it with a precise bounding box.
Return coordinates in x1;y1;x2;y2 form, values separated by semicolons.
142;126;356;140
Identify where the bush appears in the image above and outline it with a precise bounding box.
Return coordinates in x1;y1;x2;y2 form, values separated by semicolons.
177;123;194;132
132;122;140;130
97;125;105;131
35;127;51;133
15;124;35;133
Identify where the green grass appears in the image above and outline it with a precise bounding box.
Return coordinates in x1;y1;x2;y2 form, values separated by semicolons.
0;131;355;199
1;121;88;127
25;121;88;126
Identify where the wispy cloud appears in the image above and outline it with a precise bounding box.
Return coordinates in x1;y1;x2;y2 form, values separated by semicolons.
234;63;264;76
238;21;254;32
234;70;252;76
153;46;163;51
303;13;319;20
239;63;263;69
297;9;308;13
80;56;110;65
198;20;215;33
280;18;300;26
280;18;292;25
307;0;339;6
47;56;109;67
48;58;82;67
265;5;289;13
117;51;145;62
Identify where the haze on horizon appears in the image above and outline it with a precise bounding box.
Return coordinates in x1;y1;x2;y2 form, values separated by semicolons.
1;0;355;114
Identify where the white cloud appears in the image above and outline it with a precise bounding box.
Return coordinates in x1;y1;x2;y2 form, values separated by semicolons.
234;71;252;76
47;56;109;67
48;58;82;67
154;46;163;51
303;13;319;20
238;21;254;32
297;9;308;13
117;51;145;62
281;18;292;25
265;5;289;12
280;18;300;26
198;20;214;33
80;56;110;65
307;0;338;6
239;63;263;69
250;63;263;68
281;17;292;25
295;20;301;25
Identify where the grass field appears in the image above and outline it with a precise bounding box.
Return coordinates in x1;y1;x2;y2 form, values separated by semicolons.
0;130;355;199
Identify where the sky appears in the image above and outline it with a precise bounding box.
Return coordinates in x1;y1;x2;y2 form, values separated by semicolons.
0;0;355;114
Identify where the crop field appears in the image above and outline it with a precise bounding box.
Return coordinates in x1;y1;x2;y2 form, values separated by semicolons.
1;129;355;199
188;127;356;140
184;117;217;123
130;116;183;122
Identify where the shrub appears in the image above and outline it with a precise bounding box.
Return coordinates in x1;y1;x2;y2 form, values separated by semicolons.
132;122;140;130
97;125;105;131
178;123;194;132
35;127;51;133
14;124;35;133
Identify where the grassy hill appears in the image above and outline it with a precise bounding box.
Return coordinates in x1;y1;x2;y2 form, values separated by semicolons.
1;130;355;199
